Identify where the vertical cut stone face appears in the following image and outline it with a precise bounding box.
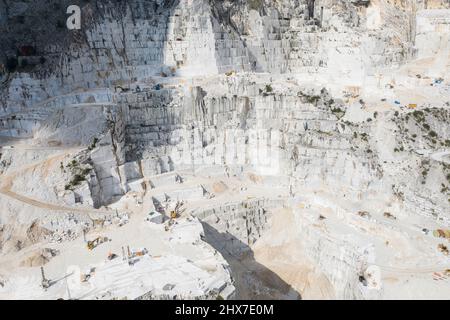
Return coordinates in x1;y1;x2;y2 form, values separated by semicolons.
2;0;440;111
0;0;449;300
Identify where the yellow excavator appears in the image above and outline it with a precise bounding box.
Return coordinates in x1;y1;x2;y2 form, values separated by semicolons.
87;236;108;250
170;211;178;219
169;201;185;219
164;201;186;231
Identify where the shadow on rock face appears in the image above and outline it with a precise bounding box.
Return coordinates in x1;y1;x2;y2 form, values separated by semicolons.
201;222;301;300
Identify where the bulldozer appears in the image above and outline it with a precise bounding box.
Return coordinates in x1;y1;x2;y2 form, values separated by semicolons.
87;236;109;250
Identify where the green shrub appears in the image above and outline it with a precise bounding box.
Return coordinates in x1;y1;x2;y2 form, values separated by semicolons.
88;138;99;151
248;0;264;10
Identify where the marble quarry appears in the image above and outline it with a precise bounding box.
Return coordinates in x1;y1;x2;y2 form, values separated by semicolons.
0;0;449;300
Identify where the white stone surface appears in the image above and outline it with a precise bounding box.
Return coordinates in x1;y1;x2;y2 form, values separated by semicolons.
0;0;449;300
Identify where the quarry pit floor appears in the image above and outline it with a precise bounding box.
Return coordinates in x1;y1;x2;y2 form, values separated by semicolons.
0;143;449;299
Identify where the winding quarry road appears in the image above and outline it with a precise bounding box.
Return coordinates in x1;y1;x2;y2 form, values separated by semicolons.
0;146;111;218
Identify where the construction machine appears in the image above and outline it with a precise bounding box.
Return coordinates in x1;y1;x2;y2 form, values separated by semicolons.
168;200;186;219
225;70;236;77
87;236;108;250
170;210;178;219
114;85;130;93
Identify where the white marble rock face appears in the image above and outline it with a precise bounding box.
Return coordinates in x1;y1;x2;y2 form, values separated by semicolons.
0;0;449;300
